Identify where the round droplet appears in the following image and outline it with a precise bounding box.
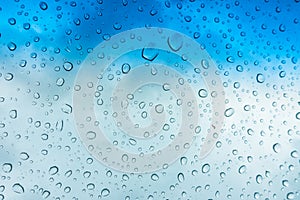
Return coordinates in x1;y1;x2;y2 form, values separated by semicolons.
7;42;17;51
39;2;48;10
121;63;131;74
2;163;13;173
198;89;208;98
256;73;265;83
287;192;295;199
12;183;24;194
273;143;281;153
180;157;187;165
201;59;209;69
100;188;110;197
8;18;16;25
291;150;299;158
238;165;247;174
56;78;65;86
4;73;13;81
224;108;234;117
49;166;59;175
86;131;96;140
63;61;73;71
162;83;170;91
279;24;286;32
202;163;210;173
87;183;95;190
151;173;159;181
155;104;164;113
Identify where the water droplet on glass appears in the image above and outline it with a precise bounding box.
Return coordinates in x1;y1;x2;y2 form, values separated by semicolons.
279;24;286;32
7;42;17;51
121;63;131;74
12;183;24;194
86;131;96;140
8;18;16;25
272;143;281;153
256;174;263;184
49;166;59;175
63;61;73;71
151;173;159;181
224;108;234;117
201;59;209;69
2;163;12;173
39;1;48;10
202;163;211;173
198;89;208;98
100;188;110;197
177;173;185;183
287;192;295;199
167;34;183;52
238;165;247;174
155;104;164;113
256;73;265;83
20;152;29;160
296;112;300;120
4;73;13;81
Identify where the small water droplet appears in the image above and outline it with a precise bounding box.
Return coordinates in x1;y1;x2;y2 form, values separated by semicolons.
121;63;131;74
7;42;17;51
256;174;263;184
198;89;208;98
272;143;281;153
86;131;96;140
155;104;164;113
296;112;300;120
256;73;265;83
2;163;12;173
12;183;24;194
39;1;48;10
49;166;59;175
202;163;211;173
100;188;110;197
63;61;73;71
177;173;185;183
151;173;159;181
20;152;29;160
224;108;234;117
142;48;158;61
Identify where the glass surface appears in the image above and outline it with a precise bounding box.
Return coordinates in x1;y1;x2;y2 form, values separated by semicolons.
0;0;299;199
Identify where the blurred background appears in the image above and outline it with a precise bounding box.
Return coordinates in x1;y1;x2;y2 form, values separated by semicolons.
0;0;299;199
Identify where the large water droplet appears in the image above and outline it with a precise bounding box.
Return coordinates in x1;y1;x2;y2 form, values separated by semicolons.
12;183;24;194
272;143;281;153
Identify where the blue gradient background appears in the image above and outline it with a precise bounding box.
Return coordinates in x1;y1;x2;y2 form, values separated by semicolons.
0;0;300;199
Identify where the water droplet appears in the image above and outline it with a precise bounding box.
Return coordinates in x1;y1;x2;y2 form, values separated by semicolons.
167;34;183;52
256;174;263;184
100;188;110;197
279;24;286;32
86;131;96;140
7;42;17;51
282;180;289;187
287;192;295;199
63;61;73;71
155;104;164;113
49;166;59;175
151;173;159;181
12;183;24;194
201;59;209;69
87;183;95;190
272;143;281;153
56;78;65;86
39;1;48;10
162;83;170;91
20;152;29;160
142;48;158;61
121;63;131;74
61;104;72;114
202;163;210;173
291;150;299;158
224;108;234;117
2;163;12;173
256;73;265;83
4;73;13;81
296;112;300;120
198;89;208;98
238;165;246;174
180;157;187;165
177;173;185;183
8;18;16;25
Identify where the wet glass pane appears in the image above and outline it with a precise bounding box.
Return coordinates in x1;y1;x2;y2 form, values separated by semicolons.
0;1;299;199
